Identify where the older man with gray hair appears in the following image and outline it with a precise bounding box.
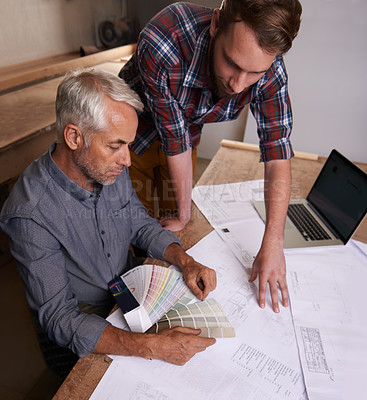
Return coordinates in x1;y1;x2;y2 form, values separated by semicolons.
0;69;216;377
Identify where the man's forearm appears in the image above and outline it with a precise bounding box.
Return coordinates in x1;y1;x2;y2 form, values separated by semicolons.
263;159;291;243
163;242;194;269
94;324;216;365
166;148;193;225
94;324;154;358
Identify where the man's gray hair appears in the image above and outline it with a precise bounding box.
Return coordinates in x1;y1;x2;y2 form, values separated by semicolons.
55;68;144;145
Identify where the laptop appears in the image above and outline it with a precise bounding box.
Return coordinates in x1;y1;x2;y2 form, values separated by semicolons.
252;149;367;249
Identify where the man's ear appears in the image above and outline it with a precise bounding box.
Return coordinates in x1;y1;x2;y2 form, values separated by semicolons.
209;8;221;38
64;124;83;150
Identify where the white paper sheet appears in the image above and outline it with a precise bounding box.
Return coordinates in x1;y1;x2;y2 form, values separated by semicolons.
192;180;264;228
91;180;367;399
91;231;307;400
193;181;367;399
285;241;367;400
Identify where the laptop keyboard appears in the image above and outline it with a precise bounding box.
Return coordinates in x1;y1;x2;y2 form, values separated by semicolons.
287;204;332;241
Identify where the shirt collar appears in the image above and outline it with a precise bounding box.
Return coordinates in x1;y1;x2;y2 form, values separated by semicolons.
44;143;98;202
183;25;211;89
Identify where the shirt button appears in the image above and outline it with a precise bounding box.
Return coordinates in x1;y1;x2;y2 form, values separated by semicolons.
101;230;105;235
107;253;111;258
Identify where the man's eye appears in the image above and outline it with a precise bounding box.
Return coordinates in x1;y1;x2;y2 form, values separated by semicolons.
108;145;120;150
224;56;240;71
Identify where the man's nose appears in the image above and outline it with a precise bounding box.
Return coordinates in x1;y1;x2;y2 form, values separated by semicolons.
117;147;131;168
229;72;249;94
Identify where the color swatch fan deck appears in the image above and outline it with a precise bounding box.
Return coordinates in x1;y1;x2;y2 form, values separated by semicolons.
147;298;236;338
108;264;235;338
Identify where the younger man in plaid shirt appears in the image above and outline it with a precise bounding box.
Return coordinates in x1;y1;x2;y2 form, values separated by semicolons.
119;0;302;313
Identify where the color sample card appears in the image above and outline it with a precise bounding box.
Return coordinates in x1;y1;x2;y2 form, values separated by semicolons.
113;264;235;337
147;298;236;338
119;265;191;331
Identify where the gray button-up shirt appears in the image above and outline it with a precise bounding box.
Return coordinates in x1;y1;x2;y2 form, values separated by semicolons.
0;144;179;357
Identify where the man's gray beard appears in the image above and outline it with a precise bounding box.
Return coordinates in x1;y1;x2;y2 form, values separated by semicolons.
72;149;117;187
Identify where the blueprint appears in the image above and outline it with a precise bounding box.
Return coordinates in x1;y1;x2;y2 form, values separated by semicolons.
91;180;367;399
92;231;307;400
286;242;367;400
191;180;367;399
191;180;264;228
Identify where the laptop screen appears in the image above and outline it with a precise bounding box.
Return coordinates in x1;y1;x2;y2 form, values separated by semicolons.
307;149;367;243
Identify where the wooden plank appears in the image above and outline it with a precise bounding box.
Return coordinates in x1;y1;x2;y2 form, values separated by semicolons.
0;61;129;151
0;53;78;81
0;78;61;149
220;139;319;161
221;139;259;152
53;354;112;400
0;44;136;93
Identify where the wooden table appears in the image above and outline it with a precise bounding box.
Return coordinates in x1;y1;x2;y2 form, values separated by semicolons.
53;142;367;399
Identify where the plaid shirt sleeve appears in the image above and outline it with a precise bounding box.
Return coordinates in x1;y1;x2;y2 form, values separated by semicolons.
136;39;192;156
250;56;294;162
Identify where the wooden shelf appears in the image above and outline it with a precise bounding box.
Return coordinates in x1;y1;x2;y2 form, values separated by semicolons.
0;44;135;93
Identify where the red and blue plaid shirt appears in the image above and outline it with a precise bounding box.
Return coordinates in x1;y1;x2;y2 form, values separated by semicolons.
119;2;294;162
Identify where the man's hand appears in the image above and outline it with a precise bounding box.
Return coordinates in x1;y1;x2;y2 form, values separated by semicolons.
159;215;187;232
163;243;217;300
251;158;291;312
181;258;217;301
95;325;215;365
148;327;216;365
249;239;289;313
